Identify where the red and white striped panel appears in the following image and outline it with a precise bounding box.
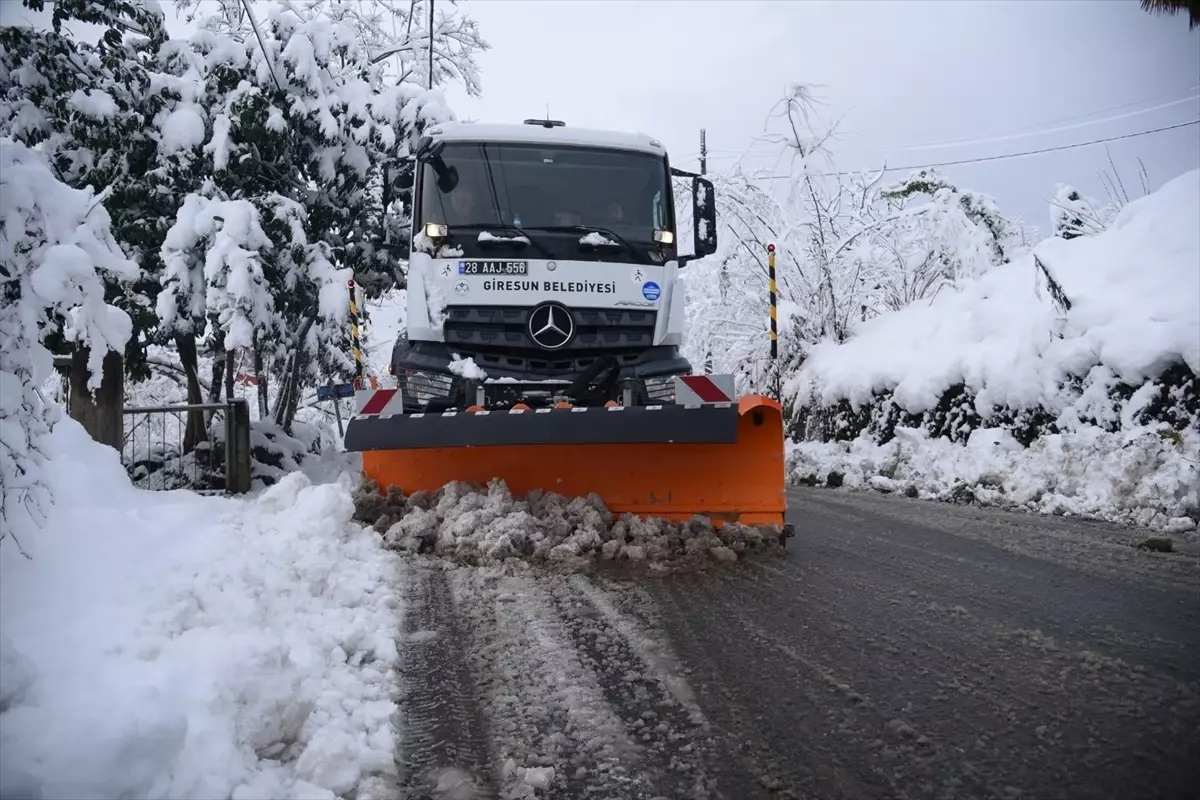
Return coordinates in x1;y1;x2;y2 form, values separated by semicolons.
674;374;736;405
354;388;405;416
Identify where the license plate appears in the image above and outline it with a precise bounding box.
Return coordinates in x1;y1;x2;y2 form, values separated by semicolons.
458;260;528;275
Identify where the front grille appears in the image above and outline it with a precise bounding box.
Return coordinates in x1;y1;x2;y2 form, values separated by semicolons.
443;306;657;364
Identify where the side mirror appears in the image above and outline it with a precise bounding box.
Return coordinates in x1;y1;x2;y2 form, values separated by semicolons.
416;137;445;159
435;164;459;193
382;162;414;211
393;169;414;191
692;176;717;258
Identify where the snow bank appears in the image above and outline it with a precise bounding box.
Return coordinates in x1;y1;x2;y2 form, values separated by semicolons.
788;425;1200;535
787;169;1200;417
0;418;401;800
353;478;789;572
783;170;1200;529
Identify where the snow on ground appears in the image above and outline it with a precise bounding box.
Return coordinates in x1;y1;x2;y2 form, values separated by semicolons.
788;426;1199;536
0;418;401;800
353;478;789;571
786;169;1200;531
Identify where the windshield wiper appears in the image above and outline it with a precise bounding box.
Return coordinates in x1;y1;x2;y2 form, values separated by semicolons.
447;222;554;259
520;225;648;263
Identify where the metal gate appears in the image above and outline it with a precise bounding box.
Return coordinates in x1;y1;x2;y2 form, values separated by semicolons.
120;399;252;494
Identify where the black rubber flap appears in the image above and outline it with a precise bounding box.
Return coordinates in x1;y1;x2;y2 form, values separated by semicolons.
344;405;740;451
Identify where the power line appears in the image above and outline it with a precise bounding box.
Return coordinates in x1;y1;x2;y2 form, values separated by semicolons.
838;89;1200;154
684;88;1200;164
754;119;1200;180
826;94;1200;156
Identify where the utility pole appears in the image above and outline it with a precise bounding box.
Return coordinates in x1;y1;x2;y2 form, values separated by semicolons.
427;0;434;89
701;126;716;377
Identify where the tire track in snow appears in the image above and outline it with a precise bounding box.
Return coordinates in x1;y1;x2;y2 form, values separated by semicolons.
448;568;618;797
449;567;667;798
394;562;499;799
542;578;729;799
393;562;756;799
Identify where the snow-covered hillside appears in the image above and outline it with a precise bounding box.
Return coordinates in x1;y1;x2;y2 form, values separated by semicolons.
0;419;398;800
786;169;1200;531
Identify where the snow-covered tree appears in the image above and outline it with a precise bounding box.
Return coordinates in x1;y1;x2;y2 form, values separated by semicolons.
148;2;455;431
684;85;1022;414
0;138;138;553
174;0;488;95
683;86;905;395
159;193;277;353
881;169;1016;279
0;0;193;387
4;0;480;445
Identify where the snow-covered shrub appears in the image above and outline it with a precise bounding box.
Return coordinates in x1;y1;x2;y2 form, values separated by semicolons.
0;137;137;550
1050;183;1106;240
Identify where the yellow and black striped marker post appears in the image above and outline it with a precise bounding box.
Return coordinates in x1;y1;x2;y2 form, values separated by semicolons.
767;243;778;360
348;279;364;389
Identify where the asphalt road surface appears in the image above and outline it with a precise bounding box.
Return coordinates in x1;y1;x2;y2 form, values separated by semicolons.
388;488;1200;800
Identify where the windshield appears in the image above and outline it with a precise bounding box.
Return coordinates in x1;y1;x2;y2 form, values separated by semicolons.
418;141;674;262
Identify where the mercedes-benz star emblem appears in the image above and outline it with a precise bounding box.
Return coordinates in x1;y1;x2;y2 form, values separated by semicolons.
527;302;574;350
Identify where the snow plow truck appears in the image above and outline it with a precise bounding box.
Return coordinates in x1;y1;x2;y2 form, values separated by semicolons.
345;118;789;529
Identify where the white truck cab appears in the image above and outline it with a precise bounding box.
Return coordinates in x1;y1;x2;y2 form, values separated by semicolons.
389;118;718;412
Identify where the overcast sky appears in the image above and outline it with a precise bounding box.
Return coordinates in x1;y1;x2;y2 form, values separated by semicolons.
439;0;1199;233
5;0;1196;234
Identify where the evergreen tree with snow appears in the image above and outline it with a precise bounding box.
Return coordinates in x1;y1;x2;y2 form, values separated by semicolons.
156;2;462;431
0;0;195;389
0;138;137;552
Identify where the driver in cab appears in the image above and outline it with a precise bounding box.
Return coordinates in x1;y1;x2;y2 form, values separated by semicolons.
445;187;476;224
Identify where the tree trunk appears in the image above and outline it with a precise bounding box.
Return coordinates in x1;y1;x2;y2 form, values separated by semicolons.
275;317;315;434
253;338;268;419
69;345;124;452
271;352;292;425
225;350;235;401
208;349;225;404
281;346;306;435
175;332;206;452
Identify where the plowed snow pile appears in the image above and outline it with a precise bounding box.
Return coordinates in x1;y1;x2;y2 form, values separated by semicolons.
352;478;788;571
1;419;401;800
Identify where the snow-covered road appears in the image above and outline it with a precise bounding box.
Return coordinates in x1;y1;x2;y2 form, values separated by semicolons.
5;420;1196;800
383;488;1200;800
387;562;747;799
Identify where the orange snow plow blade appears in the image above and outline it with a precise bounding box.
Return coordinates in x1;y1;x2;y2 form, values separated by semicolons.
351;395;787;527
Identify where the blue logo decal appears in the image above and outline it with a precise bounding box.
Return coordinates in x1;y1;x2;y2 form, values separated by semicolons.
642;281;661;302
